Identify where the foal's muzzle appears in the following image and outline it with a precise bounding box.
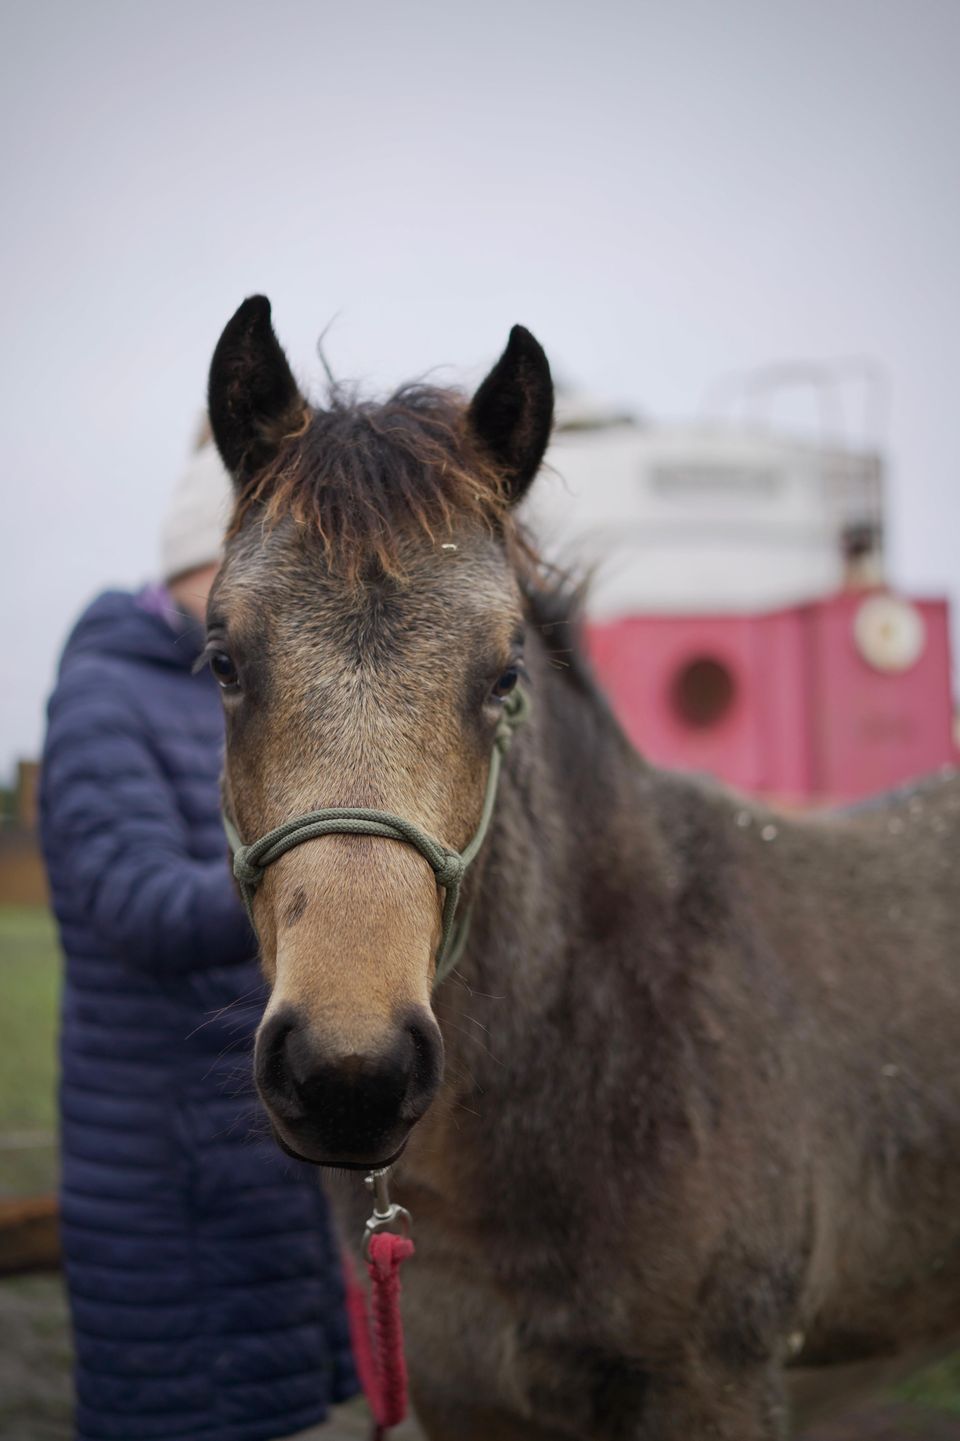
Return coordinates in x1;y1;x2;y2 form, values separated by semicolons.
255;1004;444;1168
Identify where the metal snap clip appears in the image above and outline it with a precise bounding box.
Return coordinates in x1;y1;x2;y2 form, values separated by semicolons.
362;1166;413;1260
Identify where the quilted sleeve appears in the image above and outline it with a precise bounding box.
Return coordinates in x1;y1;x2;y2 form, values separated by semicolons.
42;659;257;972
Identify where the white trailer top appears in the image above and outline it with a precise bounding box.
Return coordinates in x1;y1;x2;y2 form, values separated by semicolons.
529;415;884;618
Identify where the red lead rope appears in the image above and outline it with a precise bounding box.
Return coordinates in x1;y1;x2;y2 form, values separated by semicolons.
344;1232;416;1439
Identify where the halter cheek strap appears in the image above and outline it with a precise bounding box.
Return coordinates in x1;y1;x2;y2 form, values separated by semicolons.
222;687;528;988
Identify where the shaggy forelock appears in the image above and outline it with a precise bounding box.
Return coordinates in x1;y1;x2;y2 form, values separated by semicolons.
229;384;516;582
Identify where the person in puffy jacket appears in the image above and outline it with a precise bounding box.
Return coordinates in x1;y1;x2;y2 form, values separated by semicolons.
39;438;356;1441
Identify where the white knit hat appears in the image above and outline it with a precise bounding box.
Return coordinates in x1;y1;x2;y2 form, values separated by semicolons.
159;442;235;582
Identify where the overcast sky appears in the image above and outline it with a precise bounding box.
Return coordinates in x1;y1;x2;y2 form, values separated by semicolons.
3;0;959;776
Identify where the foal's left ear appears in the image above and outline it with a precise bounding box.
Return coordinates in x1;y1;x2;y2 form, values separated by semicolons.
468;326;554;504
208;295;308;487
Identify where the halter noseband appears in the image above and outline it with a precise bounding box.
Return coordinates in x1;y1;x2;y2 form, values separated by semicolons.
223;687;529;988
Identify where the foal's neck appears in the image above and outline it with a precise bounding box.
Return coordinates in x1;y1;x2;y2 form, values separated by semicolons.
426;625;683;1194
454;623;672;1010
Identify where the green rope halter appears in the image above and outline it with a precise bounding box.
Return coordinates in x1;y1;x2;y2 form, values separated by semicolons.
223;687;529;988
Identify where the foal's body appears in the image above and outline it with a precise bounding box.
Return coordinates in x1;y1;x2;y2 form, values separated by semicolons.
205;297;960;1439
335;621;960;1439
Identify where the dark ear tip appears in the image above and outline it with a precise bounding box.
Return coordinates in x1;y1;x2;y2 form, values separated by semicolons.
507;324;547;363
231;294;273;330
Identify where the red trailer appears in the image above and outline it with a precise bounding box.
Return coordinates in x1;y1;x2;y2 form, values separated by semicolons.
587;589;955;805
538;371;957;803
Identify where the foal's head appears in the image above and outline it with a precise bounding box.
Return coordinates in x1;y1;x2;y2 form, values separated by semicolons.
206;297;553;1168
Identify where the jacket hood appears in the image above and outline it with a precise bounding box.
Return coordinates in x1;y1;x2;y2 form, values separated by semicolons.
60;589;206;674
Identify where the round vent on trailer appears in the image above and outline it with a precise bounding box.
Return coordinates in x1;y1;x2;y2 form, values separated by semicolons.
671;656;737;729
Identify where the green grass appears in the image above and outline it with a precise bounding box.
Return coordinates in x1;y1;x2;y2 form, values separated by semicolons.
897;1352;960;1417
0;906;60;1196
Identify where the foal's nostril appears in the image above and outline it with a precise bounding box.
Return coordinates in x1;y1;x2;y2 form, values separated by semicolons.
255;1008;301;1109
402;1012;444;1121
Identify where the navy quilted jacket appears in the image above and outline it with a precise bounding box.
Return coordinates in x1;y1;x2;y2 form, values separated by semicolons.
40;589;357;1441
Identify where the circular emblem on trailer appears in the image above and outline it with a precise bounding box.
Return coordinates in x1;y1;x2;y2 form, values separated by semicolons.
853;594;926;673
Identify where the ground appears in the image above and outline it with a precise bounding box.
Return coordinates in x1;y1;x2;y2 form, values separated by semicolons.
2;906;959;1439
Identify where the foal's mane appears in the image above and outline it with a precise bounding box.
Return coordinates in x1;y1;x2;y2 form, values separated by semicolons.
230;384;515;583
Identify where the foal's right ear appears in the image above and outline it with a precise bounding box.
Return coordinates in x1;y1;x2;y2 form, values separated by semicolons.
208;295;308;486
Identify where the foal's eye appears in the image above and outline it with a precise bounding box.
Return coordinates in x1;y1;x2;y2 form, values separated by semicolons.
209;650;239;690
491;668;520;700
